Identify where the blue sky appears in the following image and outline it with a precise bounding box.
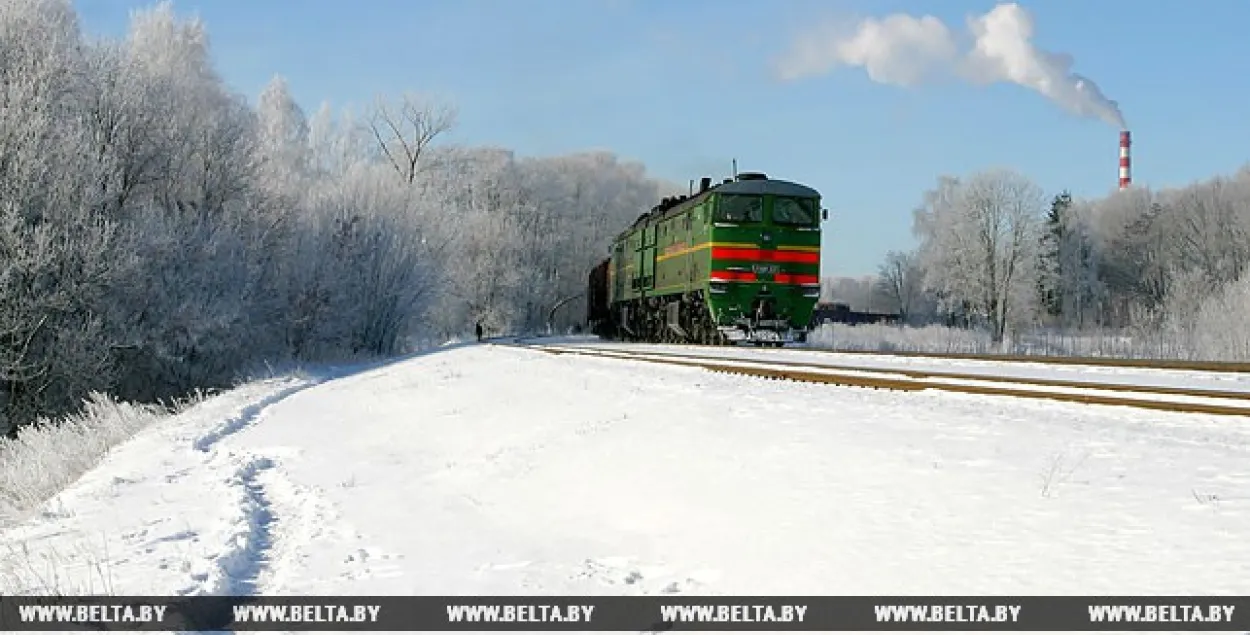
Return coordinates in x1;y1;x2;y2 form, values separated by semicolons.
74;0;1250;276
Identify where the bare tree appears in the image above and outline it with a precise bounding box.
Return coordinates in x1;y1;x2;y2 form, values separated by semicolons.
875;250;922;322
366;93;457;185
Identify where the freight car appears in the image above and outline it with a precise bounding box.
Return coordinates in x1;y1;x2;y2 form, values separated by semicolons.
809;302;901;327
586;172;826;346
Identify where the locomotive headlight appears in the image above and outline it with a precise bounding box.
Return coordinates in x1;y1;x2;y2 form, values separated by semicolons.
709;281;729;294
801;284;821;298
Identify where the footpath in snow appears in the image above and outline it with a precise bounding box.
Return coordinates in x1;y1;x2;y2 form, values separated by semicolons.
2;339;1250;601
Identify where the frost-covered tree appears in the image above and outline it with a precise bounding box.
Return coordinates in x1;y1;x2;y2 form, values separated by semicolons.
913;169;1046;344
0;0;123;428
1095;192;1173;326
1035;191;1103;329
0;0;669;432
256;75;310;189
1037;192;1070;318
876;161;1250;358
1168;175;1250;286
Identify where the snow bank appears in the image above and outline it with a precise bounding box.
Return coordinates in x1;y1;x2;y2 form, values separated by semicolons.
807;323;993;353
806;323;1196;360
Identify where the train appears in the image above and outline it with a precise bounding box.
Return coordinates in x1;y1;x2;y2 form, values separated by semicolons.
586;171;826;346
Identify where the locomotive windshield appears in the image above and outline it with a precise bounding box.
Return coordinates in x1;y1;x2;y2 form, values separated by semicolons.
772;197;819;226
715;194;763;223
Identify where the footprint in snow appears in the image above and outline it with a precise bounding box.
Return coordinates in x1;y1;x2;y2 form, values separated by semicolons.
575;557;704;594
340;548;405;581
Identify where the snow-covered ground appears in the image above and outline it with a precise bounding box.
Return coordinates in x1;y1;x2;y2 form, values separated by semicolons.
3;341;1250;621
541;336;1250;394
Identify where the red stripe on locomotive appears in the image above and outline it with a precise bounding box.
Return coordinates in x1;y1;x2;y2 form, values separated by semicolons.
710;247;819;264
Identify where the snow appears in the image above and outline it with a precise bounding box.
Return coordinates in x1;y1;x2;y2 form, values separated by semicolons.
4;340;1250;631
528;343;1250;411
540;336;1250;394
0;377;319;595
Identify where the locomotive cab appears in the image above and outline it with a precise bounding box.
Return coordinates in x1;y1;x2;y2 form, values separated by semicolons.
704;177;822;345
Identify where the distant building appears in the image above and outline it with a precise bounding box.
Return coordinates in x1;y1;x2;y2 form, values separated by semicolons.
809;302;901;328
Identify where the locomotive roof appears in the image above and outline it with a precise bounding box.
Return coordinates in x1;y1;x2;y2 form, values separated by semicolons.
613;177;821;241
714;178;820;198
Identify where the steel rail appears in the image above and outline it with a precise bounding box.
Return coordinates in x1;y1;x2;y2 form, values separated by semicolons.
511;342;1250;418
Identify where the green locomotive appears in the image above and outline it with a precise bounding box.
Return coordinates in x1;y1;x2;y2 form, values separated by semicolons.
586;172;825;346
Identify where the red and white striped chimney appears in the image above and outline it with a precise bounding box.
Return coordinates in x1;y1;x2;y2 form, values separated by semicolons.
1118;130;1131;190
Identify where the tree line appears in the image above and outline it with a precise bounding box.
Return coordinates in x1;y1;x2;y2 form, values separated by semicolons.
868;165;1250;359
0;0;671;432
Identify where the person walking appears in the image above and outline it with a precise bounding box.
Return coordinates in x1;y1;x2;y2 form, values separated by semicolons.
475;321;484;342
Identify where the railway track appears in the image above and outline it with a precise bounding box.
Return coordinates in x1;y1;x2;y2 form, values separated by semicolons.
511;340;1250;418
801;347;1250;373
618;338;1250;373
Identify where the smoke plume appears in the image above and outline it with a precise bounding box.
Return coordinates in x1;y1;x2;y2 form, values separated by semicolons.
776;3;1125;128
